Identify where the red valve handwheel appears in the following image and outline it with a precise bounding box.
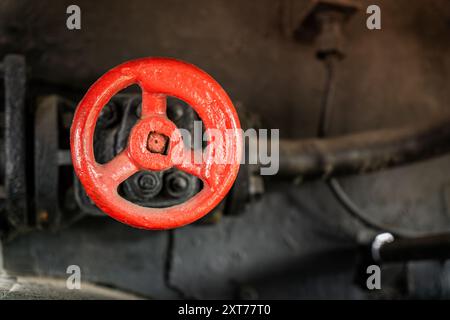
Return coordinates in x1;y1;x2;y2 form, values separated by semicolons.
70;58;242;230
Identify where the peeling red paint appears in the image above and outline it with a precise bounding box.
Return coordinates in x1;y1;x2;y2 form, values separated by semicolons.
70;58;241;230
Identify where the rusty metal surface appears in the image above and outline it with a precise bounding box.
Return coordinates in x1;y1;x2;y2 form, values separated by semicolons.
3;55;27;229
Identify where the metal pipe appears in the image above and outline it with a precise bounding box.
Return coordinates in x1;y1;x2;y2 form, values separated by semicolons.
376;233;450;263
278;117;450;179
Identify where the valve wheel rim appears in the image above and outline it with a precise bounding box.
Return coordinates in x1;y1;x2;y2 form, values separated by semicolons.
70;58;242;230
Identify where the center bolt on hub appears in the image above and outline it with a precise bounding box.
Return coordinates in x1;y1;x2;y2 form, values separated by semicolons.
147;132;169;155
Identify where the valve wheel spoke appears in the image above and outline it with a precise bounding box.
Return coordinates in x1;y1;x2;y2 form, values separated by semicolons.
100;150;139;186
141;91;166;118
174;147;216;189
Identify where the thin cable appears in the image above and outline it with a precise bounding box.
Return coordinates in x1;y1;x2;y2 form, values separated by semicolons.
318;55;419;238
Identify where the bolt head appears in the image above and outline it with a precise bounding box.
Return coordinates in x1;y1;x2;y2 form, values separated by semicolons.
170;176;188;192
146;132;169;155
138;174;157;190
